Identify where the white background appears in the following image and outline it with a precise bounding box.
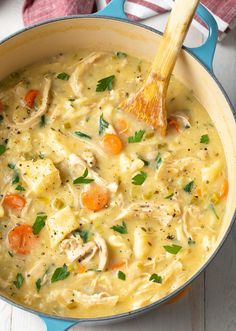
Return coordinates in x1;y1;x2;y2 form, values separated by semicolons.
0;0;236;330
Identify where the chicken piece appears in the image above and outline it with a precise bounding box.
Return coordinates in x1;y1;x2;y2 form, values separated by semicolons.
119;153;144;173
115;201;181;226
47;206;78;248
82;151;97;168
60;236;97;263
94;233;108;270
72;291;119;307
18;158;61;195
201;160;222;183
133;227;150;260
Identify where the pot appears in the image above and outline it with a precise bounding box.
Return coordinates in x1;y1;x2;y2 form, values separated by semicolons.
0;1;236;330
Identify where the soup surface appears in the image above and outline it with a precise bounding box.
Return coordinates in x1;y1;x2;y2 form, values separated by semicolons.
0;51;227;318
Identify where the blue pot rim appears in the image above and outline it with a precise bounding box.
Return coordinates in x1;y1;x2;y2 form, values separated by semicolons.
0;14;235;324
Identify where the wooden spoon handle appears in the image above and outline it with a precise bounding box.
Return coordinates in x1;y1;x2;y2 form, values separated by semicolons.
151;0;199;80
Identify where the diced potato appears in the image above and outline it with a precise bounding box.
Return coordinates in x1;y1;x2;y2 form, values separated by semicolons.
18;159;61;195
8;131;32;153
47;206;78;248
201;160;222;182
133;227;150;260
119;154;144;173
47;130;70;163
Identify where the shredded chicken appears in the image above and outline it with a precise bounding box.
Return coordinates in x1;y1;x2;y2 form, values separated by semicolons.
10;77;51;129
115;201;181;226
94;233;108;270
69;290;119;307
70;52;107;97
82;151;97;168
182;205;200;240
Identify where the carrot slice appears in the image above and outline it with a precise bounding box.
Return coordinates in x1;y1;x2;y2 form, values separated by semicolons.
219;179;228;199
110;261;126;270
115;118;129;134
24;89;39;108
76;264;87;274
102;133;123;155
3;194;26;210
81;185;108;211
8;224;38;255
168;118;180;132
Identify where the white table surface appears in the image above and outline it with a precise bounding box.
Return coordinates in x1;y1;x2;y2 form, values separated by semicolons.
0;1;236;330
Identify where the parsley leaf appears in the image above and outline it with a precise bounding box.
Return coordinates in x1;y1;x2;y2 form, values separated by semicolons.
111;221;128;234
156;153;162;169
75;229;89;243
99;114;109;135
163;244;182;255
14;273;24;289
32;214;47;235
51;264;70;283
116;52;127;58
74;131;92;139
39;115;46;127
0;145;6;156
138;157;149;166
149;273;162;284
128;130;145;143
117;270;126;280
183;180;194;193
15;184;25;191
132;171;147;185
200;134;209;144
96;75;115;92
12;172;19;184
57;72;70;81
35;278;42;292
73;168;94;185
209;203;219;219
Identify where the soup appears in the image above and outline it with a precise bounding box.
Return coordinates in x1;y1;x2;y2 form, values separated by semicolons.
0;51;227;317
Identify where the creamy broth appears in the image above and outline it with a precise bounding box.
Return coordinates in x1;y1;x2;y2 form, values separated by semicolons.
0;51;227;317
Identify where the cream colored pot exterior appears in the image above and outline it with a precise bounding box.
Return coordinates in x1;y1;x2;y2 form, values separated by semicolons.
0;17;236;320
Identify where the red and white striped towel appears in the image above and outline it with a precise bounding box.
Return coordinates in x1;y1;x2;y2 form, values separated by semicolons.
23;0;236;40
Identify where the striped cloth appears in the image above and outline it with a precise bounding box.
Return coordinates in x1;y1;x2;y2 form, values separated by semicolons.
23;0;236;40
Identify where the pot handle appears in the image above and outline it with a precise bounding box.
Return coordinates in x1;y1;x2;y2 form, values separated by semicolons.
96;1;218;72
41;316;78;331
187;3;218;72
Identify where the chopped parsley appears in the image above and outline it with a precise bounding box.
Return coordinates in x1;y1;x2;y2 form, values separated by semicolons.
14;273;24;289
209;203;219;219
75;229;89;243
149;273;162;284
163;244;182;254
138;157;149;166
99;114;109;135
51;264;70;283
128;130;145;143
35;278;42;292
39;152;45;159
74;131;92;139
0;145;6;156
15;185;25;191
96;75;115;92
57;72;70;81
12;172;20;184
32;214;47;235
116;52;127;58
200;134;209;144
111;221;128;234
132;171;147;185
156;153;162;169
73;168;94;185
183;180;194;193
117;270;126;280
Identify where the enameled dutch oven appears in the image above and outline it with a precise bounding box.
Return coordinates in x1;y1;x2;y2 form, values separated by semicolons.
0;1;236;330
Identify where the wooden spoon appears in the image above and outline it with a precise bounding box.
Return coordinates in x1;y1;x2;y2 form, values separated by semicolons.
121;0;200;136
